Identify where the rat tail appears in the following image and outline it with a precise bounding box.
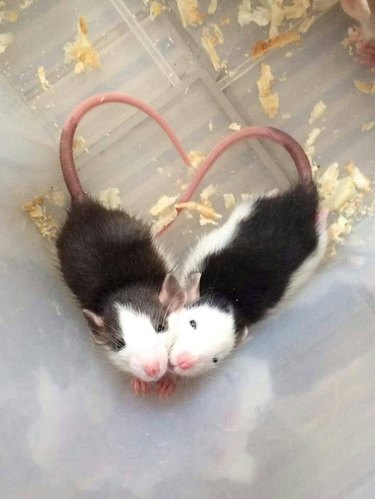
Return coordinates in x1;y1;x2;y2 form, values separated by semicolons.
59;92;190;203
177;126;312;208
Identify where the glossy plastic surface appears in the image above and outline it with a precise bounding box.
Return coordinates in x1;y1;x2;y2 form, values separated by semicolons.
1;1;374;497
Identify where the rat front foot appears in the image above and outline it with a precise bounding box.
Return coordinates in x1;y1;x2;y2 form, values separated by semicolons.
131;377;152;396
156;374;177;398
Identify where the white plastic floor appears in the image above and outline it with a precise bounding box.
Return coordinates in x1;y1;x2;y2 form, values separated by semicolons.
1;1;375;497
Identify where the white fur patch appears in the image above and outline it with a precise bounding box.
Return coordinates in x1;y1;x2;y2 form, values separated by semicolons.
169;304;236;377
182;201;253;280
106;305;173;382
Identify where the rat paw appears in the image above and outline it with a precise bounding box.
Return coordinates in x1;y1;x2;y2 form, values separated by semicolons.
131;377;152;396
156;375;177;398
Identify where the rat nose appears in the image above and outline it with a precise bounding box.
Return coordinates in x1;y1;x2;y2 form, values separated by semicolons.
175;353;196;371
144;362;160;378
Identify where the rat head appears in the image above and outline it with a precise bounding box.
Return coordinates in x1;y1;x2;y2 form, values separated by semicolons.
83;274;186;382
168;273;243;377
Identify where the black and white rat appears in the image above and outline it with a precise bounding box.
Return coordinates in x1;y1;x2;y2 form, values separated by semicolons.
167;127;328;377
56;93;187;395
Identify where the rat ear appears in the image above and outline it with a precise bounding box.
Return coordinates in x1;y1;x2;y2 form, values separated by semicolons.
185;272;201;303
159;274;186;312
236;326;251;346
82;309;107;345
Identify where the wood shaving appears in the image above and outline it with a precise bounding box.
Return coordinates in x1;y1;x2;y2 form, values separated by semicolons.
361;120;375;132
283;0;310;20
269;2;285;38
208;119;213;132
229;122;242;131
346;161;371;192
309;100;327;124
0;10;18;23
176;0;205;28
299;15;316;33
147;1;167;20
149;195;178;217
73;136;89;154
220;17;231;26
354;80;375;95
37;66;52;91
200;184;217;202
188;150;206;169
151;207;178;235
99;188;123;210
19;0;34;9
223;193;236;210
318;162;339;198
322;177;357;211
207;0;217;15
64;16;100;74
257;63;279;119
201;23;225;71
237;0;270;27
328;215;352;243
0;32;14;54
175;201;221;221
252;31;301;59
305;127;321;146
23;195;58;241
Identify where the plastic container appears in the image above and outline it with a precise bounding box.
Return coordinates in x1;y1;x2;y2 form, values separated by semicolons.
1;1;374;497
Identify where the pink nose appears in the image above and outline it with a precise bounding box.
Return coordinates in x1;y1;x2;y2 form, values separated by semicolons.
144;362;160;378
175;353;196;371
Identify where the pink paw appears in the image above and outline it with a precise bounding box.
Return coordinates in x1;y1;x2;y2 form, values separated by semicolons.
156;375;177;398
131;377;152;396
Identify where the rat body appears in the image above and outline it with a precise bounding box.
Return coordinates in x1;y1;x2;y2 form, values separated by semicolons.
57;93;187;394
168;130;328;378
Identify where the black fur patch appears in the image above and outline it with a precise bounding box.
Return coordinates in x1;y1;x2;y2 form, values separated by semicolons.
197;183;319;330
57;198;167;317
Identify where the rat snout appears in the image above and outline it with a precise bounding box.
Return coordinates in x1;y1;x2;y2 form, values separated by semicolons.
143;361;161;378
173;353;197;371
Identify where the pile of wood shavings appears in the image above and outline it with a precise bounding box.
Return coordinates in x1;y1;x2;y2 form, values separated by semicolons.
64;17;100;74
317;161;374;257
23;189;66;242
149;184;222;232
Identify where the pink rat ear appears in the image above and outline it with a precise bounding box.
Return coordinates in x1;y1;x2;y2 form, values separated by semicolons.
185;272;201;304
82;309;107;345
159;274;186;312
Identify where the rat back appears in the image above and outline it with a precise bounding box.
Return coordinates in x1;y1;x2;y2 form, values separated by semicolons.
193;183;325;329
57;197;168;312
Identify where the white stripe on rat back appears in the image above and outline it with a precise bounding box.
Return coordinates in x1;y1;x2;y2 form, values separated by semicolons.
182;201;254;280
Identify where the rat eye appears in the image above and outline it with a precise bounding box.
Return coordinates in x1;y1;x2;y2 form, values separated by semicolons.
114;338;125;351
212;357;218;363
157;324;166;332
189;320;197;329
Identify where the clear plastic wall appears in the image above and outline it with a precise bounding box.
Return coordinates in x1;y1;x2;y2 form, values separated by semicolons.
1;1;374;497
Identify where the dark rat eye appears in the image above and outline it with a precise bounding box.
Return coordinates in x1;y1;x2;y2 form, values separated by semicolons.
114;338;125;351
212;357;218;363
190;320;197;329
157;324;166;332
